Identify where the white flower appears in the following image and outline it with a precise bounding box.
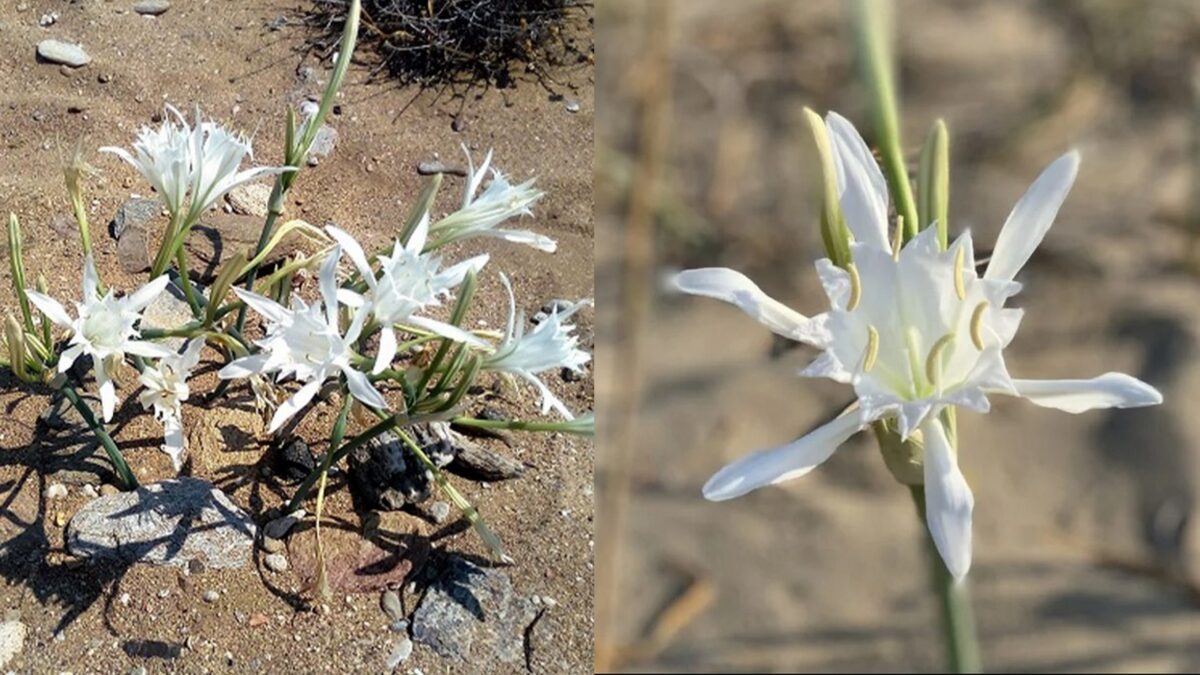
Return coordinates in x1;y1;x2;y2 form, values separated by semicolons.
101;105;288;220
138;339;205;471
425;147;554;252
671;112;1162;579
218;246;387;433
26;255;173;421
484;274;591;420
326;218;488;374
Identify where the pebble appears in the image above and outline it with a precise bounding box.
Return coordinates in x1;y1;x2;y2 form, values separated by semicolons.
390;619;409;633
260;536;285;554
99;484;119;497
225;182;272;218
380;590;403;623
38;12;58;27
119;593;131;607
37;40;90;68
565;99;581;113
80;485;98;498
386;638;413;669
264;553;288;573
202;590;219;603
429;501;452;524
264;510;304;540
416;161;467;177
133;0;171;16
0;620;25;669
45;483;67;500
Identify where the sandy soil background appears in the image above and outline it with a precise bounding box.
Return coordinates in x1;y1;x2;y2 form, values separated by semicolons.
0;1;593;672
597;0;1200;671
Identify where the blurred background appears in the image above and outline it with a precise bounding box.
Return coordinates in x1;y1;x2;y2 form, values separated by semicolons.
595;0;1200;671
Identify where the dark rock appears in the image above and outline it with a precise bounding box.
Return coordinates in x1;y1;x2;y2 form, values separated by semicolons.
416;161;467;177
561;366;583;382
411;556;537;663
184;212;306;284
273;438;315;484
66;477;256;569
348;431;438;510
116;219;152;274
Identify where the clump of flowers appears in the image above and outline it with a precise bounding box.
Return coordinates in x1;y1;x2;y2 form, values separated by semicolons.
0;0;591;570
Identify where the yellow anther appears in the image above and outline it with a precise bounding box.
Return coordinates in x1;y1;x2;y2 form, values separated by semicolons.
925;333;955;386
863;325;879;373
970;301;989;350
846;263;862;311
891;216;904;260
953;245;966;300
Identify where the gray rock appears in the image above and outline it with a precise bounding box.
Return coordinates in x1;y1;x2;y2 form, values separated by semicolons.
380;589;403;623
429;501;452;524
133;0;171;16
140;280;194;350
66;477;256;569
263;552;288;573
37;40;90;67
385;637;413;669
110;197;160;240
308;125;338;158
38;12;58;27
225;183;272;218
202;590;219;603
411;556;537;663
45;483;67;500
0;620;25;669
263;510;304;540
416;161;467;177
564;99;580;113
260;536;285;554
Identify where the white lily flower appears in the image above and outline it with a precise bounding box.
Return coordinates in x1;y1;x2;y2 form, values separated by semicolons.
425;146;554;252
26;255;173;422
217;246;387;433
484;274;591;420
138;339;205;471
671;112;1162;579
326;220;489;374
101;105;288;220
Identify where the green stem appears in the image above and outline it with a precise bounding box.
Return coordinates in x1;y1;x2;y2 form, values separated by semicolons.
453;416;574;433
232;180;288;338
175;248;203;318
60;384;137;490
910;485;981;673
853;0;919;240
285;412;397;513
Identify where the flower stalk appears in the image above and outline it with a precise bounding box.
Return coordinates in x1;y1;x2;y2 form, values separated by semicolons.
911;484;980;673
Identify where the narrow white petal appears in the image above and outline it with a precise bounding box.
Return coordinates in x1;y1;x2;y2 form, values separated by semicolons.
408;315;488;348
337;288;367;309
26;291;73;327
1010;373;1162;413
268;379;322;433
218;353;270;379
124;340;175;359
162;416;186;472
702;411;863;502
232;289;290;325
319;246;341;327
984;151;1080;282
921;418;974;580
517;371;574;420
82;255;101;302
125;275;172;313
491;229;557;252
826;112;890;250
670;268;826;345
373;328;398;375
57;344;85;373
179;338;206;372
407;212;431;253
98;375;117;423
343;368;388;411
325;226;376;288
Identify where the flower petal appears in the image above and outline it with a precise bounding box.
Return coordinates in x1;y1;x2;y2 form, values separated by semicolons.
921;417;974;580
97;368;117;423
670;268;827;346
1009;373;1162;413
125;275;171;313
983;151;1080;282
826;112;890;250
408;315;488;348
57;344;85;374
373;328;398;375
490;229;557;252
218;353;270;379
268;379;322;433
232;289;290;325
26;291;73;327
702;411;863;502
326;226;376;288
319;246;341;327
124;339;175;359
343;368;388;411
82;254;101;302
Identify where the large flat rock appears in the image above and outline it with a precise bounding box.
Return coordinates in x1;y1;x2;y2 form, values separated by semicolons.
66;477;255;569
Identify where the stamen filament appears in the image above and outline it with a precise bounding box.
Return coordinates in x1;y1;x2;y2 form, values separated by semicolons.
863;325;879;372
970;302;989;350
953;245;966;300
847;263;862;311
925;333;955;387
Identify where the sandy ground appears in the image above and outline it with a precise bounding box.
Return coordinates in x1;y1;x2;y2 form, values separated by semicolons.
598;1;1200;672
0;1;593;673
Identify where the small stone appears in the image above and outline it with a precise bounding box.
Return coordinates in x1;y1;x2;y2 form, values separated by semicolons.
97;72;112;84
247;612;268;628
80;485;98;498
386;638;413;669
260;536;285;554
348;432;435;510
429;501;451;524
416;161;467;177
202;590;219;603
157;589;170;599
119;593;131;607
565;100;581;113
129;666;147;675
100;484;120;497
37;40;90;68
110;197;160;240
451;117;465;133
308;125;338;158
133;0;171;16
389;619;408;633
561;366;584;382
380;590;403;623
0;621;25;668
45;483;68;500
54;511;66;527
139;281;193;350
263;510;304;540
274;438;315;484
38;12;58;27
225;183;272;218
263;553;288;573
